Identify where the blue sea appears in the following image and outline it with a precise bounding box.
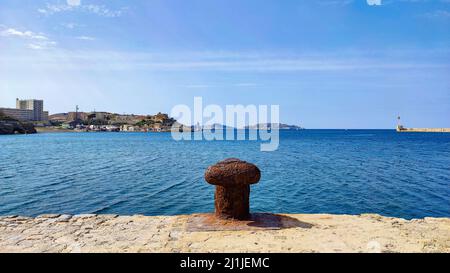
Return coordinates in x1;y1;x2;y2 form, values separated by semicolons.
0;130;449;219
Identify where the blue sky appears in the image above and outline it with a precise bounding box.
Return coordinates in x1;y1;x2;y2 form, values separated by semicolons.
0;0;449;128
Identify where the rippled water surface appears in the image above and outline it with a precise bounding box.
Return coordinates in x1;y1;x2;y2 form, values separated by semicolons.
1;130;449;219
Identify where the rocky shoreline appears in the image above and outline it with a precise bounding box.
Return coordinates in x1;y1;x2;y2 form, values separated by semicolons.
0;213;448;253
0;113;36;135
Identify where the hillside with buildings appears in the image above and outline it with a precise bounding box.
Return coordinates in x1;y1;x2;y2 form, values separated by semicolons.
49;110;178;132
0;98;180;132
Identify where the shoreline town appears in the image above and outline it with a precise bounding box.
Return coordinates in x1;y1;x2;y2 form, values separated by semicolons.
2;98;449;135
0;98;303;134
0;98;181;133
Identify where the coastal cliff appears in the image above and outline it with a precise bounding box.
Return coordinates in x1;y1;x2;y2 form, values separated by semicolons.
0;213;448;253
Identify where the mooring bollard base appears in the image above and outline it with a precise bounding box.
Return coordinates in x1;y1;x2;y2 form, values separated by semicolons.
214;185;250;220
186;213;294;232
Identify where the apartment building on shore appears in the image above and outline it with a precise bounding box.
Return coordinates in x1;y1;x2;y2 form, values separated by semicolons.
0;98;49;122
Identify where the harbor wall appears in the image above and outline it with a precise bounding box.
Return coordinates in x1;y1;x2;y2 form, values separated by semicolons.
397;127;450;133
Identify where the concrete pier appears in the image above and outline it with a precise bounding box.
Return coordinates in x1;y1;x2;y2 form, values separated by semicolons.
397;126;450;133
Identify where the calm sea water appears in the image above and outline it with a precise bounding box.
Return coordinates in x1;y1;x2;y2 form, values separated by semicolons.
0;130;449;219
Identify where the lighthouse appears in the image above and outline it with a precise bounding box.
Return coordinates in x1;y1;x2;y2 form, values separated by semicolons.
396;116;403;131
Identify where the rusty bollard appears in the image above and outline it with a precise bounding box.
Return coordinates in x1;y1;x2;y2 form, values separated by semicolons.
205;158;261;220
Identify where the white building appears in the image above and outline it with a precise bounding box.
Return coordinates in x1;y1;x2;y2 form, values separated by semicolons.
0;98;49;121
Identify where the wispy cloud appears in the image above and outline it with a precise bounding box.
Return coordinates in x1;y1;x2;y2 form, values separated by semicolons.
367;0;382;6
67;0;81;7
422;10;450;19
182;83;259;89
233;83;259;87
184;84;213;89
383;0;450;5
27;41;57;50
61;22;83;29
38;2;127;18
0;27;57;50
318;0;353;6
1;50;448;71
76;36;95;41
0;28;48;40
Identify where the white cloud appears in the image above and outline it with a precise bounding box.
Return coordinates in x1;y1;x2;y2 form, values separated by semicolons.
423;10;450;18
234;83;259;87
76;36;95;41
0;27;56;50
84;4;126;17
27;40;57;50
319;0;353;6
367;0;382;5
40;4;72;14
67;0;81;7
1;50;447;72
38;3;127;18
182;83;259;88
0;28;48;40
27;43;45;50
62;22;82;29
184;84;212;89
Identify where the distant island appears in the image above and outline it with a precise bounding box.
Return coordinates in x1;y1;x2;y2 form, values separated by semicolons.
244;123;304;130
188;123;304;131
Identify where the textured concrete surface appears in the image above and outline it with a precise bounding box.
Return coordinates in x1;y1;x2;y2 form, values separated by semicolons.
0;213;449;253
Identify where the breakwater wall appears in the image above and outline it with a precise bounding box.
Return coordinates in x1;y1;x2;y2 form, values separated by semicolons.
397;127;450;133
